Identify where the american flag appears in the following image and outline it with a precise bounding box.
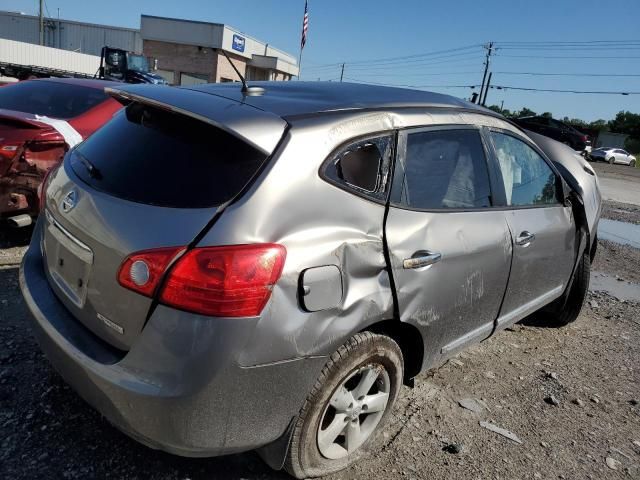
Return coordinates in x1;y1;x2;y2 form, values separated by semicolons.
301;0;309;49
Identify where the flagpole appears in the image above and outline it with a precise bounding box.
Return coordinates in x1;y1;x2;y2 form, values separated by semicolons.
298;48;303;81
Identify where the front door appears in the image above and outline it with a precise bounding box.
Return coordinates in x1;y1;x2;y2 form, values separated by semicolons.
487;130;576;328
385;126;512;369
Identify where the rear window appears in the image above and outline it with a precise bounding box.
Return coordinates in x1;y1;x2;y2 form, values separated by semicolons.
0;81;107;119
70;103;267;208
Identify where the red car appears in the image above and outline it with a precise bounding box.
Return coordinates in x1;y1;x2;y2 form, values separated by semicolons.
0;78;121;226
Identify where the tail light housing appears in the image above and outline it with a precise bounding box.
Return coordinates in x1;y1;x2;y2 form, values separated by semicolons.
118;244;286;317
117;247;185;297
0;144;21;161
38;163;62;211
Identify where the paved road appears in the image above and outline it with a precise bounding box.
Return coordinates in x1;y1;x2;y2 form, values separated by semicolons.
592;161;640;206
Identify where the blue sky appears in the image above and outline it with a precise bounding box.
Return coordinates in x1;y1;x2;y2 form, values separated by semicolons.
4;0;640;121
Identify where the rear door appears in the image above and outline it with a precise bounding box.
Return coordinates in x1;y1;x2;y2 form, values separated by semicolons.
384;126;512;368
487;130;576;329
42;97;285;350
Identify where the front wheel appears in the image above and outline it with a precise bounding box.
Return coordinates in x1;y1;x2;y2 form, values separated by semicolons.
630;159;636;168
285;332;403;479
547;252;590;326
609;156;615;164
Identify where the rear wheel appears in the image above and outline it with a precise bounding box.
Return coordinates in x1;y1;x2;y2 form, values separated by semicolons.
547;252;590;326
285;332;403;479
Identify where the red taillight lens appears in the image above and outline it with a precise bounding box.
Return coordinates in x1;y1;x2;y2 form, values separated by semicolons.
0;144;21;160
160;244;286;317
117;247;185;297
38;164;60;211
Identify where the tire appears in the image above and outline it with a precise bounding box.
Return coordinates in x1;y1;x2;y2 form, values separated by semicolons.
609;156;615;164
547;252;590;326
630;160;636;168
285;332;403;479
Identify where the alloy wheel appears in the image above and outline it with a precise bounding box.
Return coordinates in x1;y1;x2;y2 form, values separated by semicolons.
316;364;390;459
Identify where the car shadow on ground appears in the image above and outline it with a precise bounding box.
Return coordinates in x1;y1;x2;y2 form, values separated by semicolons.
518;311;565;329
0;265;289;479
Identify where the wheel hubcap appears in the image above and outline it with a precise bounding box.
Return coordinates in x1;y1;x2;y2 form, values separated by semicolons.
317;364;390;459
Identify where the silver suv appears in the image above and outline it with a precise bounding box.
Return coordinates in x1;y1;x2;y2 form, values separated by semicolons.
20;82;601;478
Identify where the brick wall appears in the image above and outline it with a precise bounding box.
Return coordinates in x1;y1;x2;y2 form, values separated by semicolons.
215;51;247;83
143;39;219;84
143;39;291;85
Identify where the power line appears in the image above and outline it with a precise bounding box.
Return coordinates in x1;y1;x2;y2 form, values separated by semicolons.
305;44;483;69
496;54;640;59
343;77;476;89
304;52;484;71
490;85;640;95
495;71;640;77
342;78;640;96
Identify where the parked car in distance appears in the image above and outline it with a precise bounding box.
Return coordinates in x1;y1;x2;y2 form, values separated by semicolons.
21;82;601;478
590;147;636;166
513;115;590;153
0;78;121;226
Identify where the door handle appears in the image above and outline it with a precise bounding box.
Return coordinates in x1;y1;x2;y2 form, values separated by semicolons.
515;231;536;246
403;251;442;269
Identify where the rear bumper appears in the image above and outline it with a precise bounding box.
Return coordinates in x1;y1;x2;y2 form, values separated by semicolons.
19;220;325;457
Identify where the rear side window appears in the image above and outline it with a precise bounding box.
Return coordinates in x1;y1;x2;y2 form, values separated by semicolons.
401;129;492;209
323;135;393;201
490;132;559;206
0;81;107;119
71;103;267;208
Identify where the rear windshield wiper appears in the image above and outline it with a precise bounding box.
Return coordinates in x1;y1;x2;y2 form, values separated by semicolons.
74;150;102;180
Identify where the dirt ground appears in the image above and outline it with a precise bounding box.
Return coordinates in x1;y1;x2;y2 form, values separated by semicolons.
1;203;639;479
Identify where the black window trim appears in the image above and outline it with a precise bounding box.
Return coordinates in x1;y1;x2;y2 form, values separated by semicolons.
318;130;396;206
484;127;568;210
389;124;500;214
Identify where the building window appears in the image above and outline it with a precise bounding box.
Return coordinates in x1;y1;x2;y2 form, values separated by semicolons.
179;72;208;86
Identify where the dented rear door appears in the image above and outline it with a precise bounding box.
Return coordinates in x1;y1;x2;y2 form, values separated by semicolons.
385;126;512;369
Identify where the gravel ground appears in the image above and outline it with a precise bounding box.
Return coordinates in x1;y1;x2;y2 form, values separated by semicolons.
601;200;640;226
1;209;639;479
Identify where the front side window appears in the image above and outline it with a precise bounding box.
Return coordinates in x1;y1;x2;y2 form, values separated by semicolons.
323;135;392;201
490;132;559;207
401;129;491;210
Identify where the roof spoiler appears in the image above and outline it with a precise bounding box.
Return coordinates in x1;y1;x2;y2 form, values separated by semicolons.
105;85;287;155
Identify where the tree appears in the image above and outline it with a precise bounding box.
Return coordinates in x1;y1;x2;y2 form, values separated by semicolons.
515;107;536;118
541;112;553;118
588;119;609;132
609;111;640;138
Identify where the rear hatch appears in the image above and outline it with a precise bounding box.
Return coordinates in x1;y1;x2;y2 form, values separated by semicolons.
41;86;286;350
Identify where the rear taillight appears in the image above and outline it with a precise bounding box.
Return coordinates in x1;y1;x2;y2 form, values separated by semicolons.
38;163;60;211
0;144;20;160
117;247;185;297
118;244;286;317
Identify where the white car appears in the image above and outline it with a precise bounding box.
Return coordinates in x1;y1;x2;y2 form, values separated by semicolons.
590;147;636;167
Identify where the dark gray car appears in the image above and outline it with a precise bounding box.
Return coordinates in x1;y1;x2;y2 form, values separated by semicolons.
19;81;601;478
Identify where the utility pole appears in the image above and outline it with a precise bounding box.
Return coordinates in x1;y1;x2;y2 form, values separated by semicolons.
340;63;345;82
482;72;492;106
478;42;493;104
39;0;44;45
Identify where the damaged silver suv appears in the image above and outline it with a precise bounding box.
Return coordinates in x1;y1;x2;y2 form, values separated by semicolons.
20;81;601;478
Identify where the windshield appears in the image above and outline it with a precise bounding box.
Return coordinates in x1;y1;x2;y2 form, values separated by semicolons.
0;81;108;119
127;54;149;73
